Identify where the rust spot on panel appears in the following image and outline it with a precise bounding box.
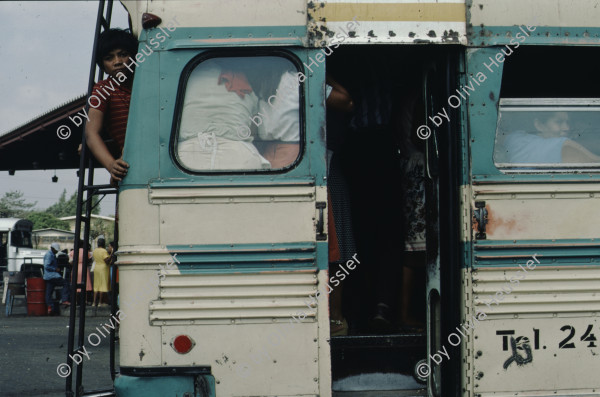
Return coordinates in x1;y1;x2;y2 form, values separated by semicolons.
484;206;526;236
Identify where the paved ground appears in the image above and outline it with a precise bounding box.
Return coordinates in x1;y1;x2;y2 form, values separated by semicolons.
0;298;117;397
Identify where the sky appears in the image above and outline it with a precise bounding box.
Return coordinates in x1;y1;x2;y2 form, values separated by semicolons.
0;1;130;215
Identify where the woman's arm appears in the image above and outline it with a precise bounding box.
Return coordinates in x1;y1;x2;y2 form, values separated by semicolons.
85;108;129;181
325;75;354;113
562;139;600;163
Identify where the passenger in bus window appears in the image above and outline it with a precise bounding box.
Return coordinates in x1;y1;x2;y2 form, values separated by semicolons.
504;111;600;163
85;29;138;185
176;59;270;170
254;69;300;168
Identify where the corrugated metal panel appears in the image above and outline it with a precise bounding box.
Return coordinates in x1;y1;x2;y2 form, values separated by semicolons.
149;185;315;204
473;266;600;315
150;270;318;325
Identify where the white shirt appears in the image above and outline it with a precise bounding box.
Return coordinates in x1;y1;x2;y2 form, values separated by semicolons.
257;71;301;142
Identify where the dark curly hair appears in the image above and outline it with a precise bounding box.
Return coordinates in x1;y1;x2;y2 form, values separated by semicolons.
96;28;138;71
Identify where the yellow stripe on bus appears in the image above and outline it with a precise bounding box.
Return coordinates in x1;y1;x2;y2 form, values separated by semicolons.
310;2;466;23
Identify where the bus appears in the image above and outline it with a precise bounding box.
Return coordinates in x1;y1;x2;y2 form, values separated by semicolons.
67;0;600;396
0;218;45;273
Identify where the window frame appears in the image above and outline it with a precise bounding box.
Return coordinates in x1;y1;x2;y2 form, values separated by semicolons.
169;49;306;175
493;98;600;174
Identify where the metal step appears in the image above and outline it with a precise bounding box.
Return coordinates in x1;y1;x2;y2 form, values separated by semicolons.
332;333;427;382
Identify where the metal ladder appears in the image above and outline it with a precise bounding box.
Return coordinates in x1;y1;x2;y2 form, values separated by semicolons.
65;1;119;396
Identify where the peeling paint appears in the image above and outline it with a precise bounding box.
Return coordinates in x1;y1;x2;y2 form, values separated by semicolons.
389;30;396;37
442;29;460;43
427;30;437;38
367;30;376;38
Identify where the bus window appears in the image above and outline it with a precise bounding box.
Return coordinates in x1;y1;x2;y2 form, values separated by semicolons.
10;230;32;248
493;98;600;172
174;55;302;172
0;232;7;269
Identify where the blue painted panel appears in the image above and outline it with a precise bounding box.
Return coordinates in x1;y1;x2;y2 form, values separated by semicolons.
466;47;600;183
121;46;327;191
166;242;322;273
468;25;600;47
473;239;600;268
114;373;215;397
466;47;505;181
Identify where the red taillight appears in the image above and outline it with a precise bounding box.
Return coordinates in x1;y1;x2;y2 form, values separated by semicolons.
171;335;195;354
142;13;162;29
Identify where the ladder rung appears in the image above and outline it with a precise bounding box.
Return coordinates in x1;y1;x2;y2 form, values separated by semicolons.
83;184;114;190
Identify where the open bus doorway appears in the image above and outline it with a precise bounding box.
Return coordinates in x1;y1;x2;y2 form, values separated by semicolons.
325;45;460;394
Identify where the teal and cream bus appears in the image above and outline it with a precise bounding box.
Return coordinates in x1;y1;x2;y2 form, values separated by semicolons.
68;1;600;396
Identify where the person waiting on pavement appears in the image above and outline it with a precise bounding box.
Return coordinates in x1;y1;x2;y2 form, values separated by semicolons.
43;242;71;314
92;237;111;310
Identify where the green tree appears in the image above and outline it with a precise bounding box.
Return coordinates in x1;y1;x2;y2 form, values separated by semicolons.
90;218;114;243
0;191;36;218
26;212;70;230
45;189;100;218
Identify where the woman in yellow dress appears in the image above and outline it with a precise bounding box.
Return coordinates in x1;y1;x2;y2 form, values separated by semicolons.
92;237;111;308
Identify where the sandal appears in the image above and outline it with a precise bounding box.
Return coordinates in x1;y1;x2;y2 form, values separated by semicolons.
330;318;348;336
